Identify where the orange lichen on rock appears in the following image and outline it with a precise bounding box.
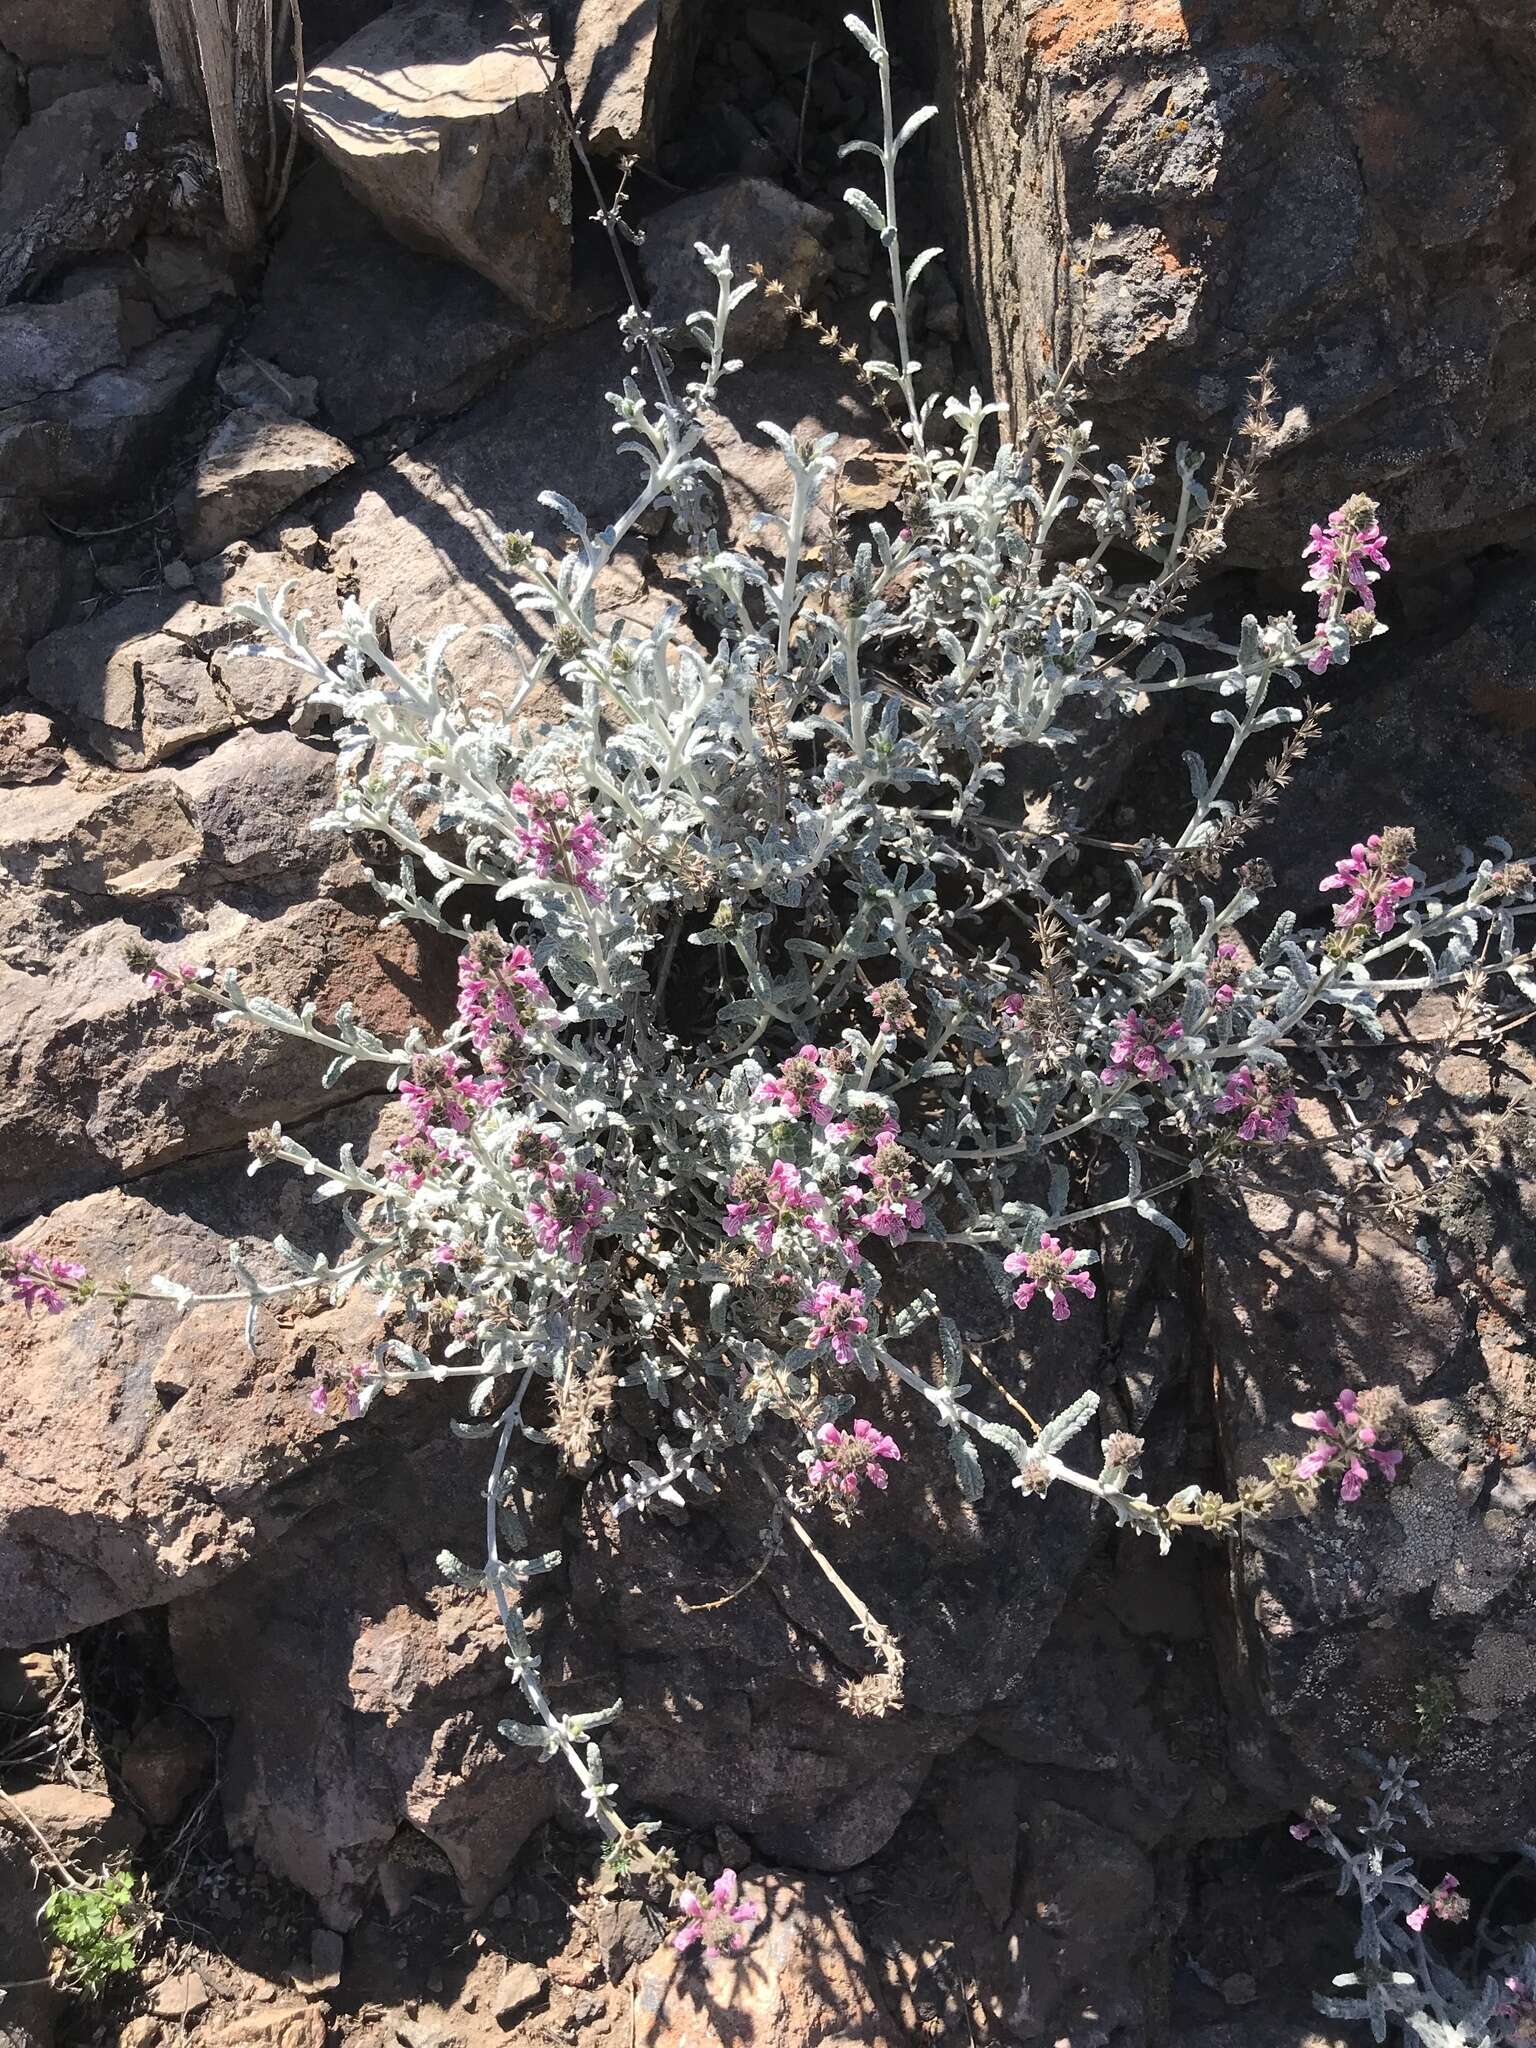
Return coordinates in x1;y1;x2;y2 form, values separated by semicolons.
1025;0;1188;66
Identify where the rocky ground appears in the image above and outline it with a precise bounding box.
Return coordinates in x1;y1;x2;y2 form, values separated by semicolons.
4;0;1536;2044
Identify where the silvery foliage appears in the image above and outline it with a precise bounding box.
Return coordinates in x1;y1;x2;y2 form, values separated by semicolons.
1304;1760;1536;2047
152;4;1536;1853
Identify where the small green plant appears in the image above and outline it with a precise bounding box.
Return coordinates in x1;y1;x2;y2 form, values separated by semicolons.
1413;1673;1458;1751
42;1870;144;1995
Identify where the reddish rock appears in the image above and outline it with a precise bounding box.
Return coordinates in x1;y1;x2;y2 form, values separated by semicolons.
937;0;1536;571
634;1873;895;2047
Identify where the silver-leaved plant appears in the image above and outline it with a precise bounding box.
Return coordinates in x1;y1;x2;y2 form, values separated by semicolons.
8;3;1535;1879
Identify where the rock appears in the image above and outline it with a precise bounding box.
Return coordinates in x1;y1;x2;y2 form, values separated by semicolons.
0;1782;144;1862
217;355;320;421
0;773;202;899
593;1894;655;1981
167;1432;563;1926
142;237;236;323
148;1972;211;2020
288;5;572;323
244;169;539;442
741;10;820;76
297;1928;344;1993
0;877;447;1224
27;599;238;767
0;284;133;406
640;178;834;358
633;1873;893;2047
0;1102;425;1642
0;712;64;787
492;1961;545;2020
174;731;340;881
1198;570;1536;1842
176;409;355;562
2;319;230;516
0;533;72;688
0;85;159;301
0;0;155;68
195;2006;327;2048
552;0;707;158
938;0;1536;572
120;1710;215;1826
0;1648;57;1715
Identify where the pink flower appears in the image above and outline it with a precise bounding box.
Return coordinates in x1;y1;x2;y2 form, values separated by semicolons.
724;1159;835;1256
1303;499;1389;671
1319;831;1415;937
456;940;553;1064
145;962;202;993
825;1097;899;1147
307;1362;375;1421
1288;1822;1313;1841
6;1251;88;1315
848;1139;924;1246
525;1161;612;1261
757;1046;836;1124
1406;1874;1464;1936
399;1052;500;1139
510;781;608;901
1101;1009;1181;1087
1003;1233;1096;1322
1291;1389;1402;1499
798;1282;870;1364
671;1868;760;1959
806;1417;902;1499
1217;1064;1297;1143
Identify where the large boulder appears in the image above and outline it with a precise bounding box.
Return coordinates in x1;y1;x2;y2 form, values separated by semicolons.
0;1099;412;1644
640;178;835;359
175;408;355;562
0;85;160;301
287;3;572;322
243;169;538;442
0;0;155;69
0;708;456;1220
935;0;1536;572
551;0;707;159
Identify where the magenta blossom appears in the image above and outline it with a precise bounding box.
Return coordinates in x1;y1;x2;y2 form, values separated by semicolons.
1217;1063;1297;1143
724;1160;838;1256
307;1362;375;1422
1004;1233;1097;1322
825;1096;899;1148
525;1162;612;1261
806;1417;901;1499
510;781;608;901
1406;1873;1465;1935
798;1281;870;1365
1101;1009;1181;1087
1303;498;1390;672
757;1046;836;1124
145;962;203;993
399;1051;500;1138
671;1869;760;1959
1292;1388;1402;1501
6;1250;87;1316
1320;831;1415;938
848;1138;924;1246
1211;939;1240;1008
456;940;553;1063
